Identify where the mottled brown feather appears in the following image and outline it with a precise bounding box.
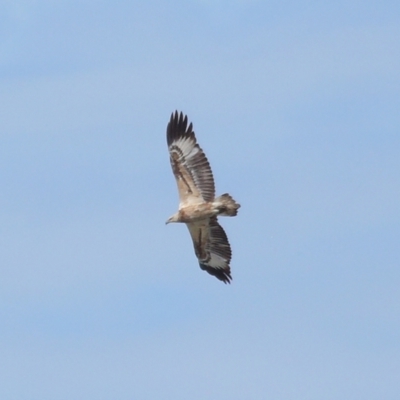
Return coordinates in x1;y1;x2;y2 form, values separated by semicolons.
186;217;232;284
167;111;215;205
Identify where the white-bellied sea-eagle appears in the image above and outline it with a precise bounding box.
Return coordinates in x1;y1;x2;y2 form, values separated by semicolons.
166;111;240;283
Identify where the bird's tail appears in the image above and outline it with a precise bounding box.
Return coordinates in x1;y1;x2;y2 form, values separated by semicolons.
214;193;240;217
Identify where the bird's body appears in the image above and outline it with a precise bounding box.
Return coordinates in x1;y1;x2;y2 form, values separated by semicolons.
166;111;240;283
167;193;239;223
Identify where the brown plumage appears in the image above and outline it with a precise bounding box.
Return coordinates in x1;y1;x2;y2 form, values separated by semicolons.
166;111;240;283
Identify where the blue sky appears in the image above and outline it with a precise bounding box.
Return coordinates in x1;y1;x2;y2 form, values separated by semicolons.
1;1;400;398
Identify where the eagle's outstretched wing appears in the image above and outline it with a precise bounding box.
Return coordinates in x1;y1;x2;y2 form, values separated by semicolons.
186;217;232;283
167;111;215;206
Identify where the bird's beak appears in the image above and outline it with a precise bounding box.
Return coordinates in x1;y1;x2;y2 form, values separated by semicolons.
165;219;170;225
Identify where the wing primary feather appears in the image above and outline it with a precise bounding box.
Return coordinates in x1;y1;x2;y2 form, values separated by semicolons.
167;111;215;203
187;218;232;284
167;111;191;146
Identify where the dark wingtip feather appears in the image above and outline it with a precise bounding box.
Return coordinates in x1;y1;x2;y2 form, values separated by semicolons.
166;111;194;146
199;263;232;284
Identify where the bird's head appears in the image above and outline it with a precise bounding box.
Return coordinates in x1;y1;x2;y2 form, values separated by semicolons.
165;213;179;225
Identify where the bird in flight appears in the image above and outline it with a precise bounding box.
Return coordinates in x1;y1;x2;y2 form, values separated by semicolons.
166;111;240;283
